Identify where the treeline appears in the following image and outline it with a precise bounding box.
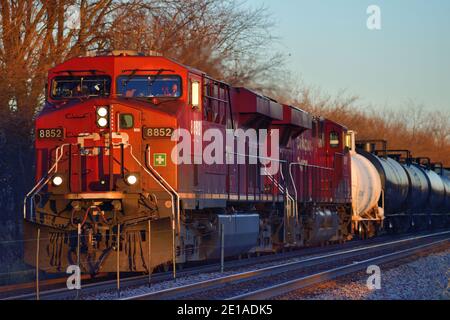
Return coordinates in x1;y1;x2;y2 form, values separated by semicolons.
0;0;281;246
281;87;450;167
0;0;449;227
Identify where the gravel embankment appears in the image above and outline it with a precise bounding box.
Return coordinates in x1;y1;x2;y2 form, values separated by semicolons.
278;248;450;300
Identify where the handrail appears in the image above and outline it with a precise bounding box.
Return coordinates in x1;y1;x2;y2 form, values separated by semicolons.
24;141;179;277
122;143;180;279
145;146;180;232
288;162;334;206
262;165;296;207
148;148;180;229
263;167;285;194
24;142;181;228
432;162;444;176
262;164;298;244
122;143;180;231
263;167;296;205
24;144;70;220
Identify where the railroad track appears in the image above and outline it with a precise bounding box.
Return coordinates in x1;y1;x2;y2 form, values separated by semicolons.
124;231;450;300
229;238;449;300
2;230;449;300
0;235;387;300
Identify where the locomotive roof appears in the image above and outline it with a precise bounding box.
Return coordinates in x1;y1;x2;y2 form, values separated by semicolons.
48;54;203;75
47;54;345;129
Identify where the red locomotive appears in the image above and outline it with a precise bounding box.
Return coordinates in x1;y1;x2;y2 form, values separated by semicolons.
24;51;355;274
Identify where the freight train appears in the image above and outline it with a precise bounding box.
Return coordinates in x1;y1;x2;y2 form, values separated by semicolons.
23;51;450;274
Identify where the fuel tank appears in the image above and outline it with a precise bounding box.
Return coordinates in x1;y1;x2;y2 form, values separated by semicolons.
206;214;260;259
351;153;382;217
306;209;340;245
358;151;409;215
401;163;429;213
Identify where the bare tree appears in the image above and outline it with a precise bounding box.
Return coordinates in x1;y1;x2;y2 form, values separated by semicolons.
0;0;285;249
104;0;283;86
280;80;450;166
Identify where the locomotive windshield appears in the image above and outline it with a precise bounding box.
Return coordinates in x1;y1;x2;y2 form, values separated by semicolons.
117;75;182;98
51;76;111;99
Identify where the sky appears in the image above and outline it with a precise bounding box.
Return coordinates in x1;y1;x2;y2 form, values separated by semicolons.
247;0;450;111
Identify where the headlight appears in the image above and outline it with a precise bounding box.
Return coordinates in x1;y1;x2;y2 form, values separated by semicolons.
52;175;63;186
126;174;138;185
97;117;108;127
97;107;108;117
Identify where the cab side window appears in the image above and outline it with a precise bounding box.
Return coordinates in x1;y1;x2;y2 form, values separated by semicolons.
330;131;340;148
119;114;134;129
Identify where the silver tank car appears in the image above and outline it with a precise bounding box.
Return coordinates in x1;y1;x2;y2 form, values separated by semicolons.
348;132;383;236
441;175;450;212
351;152;383;217
423;168;446;211
401;163;430;213
357;145;450;231
357;150;409;216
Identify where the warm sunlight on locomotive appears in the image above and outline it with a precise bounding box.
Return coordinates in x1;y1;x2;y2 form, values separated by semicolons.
22;51;450;278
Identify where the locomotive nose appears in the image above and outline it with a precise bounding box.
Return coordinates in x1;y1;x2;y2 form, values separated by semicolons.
55;103;135;193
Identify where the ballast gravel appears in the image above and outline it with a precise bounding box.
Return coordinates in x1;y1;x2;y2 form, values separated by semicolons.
79;243;450;300
81;256;307;300
278;248;450;300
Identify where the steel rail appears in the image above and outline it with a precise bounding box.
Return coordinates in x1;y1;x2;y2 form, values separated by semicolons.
123;231;450;300
228;238;449;300
3;231;448;300
3;234;388;300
